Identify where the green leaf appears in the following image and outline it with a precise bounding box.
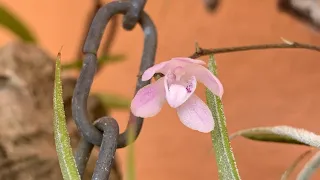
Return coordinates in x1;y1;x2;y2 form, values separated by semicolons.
0;5;36;43
281;149;313;180
92;93;130;109
230;126;320;148
205;54;241;180
297;150;320;180
53;51;80;180
62;54;125;70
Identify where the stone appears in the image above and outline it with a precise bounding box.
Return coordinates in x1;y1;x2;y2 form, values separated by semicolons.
0;41;121;180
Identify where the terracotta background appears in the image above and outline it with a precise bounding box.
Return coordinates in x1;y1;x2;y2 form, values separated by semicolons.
1;0;320;180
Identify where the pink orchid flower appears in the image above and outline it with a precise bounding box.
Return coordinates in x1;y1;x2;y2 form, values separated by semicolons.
130;57;224;133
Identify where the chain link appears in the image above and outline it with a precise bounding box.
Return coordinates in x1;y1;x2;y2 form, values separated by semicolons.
91;117;119;180
75;139;93;178
72;0;157;179
122;0;147;30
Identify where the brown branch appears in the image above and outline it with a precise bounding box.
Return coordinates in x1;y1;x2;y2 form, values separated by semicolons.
189;41;320;59
136;41;320;79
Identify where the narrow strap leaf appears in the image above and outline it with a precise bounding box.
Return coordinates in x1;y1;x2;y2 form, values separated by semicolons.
281;149;313;180
0;5;37;43
92;93;130;109
62;54;125;70
206;54;241;180
230;126;320;148
126;123;136;180
297;150;320;180
53;51;81;180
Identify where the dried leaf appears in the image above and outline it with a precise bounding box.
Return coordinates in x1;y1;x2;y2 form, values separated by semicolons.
230;126;320;148
280;37;294;45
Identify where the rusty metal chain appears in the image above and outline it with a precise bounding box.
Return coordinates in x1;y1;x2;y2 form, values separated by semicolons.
72;0;157;179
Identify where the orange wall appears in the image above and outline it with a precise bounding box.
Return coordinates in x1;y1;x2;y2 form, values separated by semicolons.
1;1;320;180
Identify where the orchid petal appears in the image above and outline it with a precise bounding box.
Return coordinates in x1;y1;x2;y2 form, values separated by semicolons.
176;94;214;133
187;64;224;98
141;57;206;81
172;57;206;65
141;61;169;81
130;77;165;118
164;74;197;108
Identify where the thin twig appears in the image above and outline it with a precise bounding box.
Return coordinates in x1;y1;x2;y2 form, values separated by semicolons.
189;42;320;59
137;41;320;79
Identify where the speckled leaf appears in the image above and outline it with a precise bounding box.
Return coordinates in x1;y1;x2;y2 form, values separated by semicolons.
205;54;241;180
230;126;320;148
297;150;320;180
0;5;36;43
53;51;81;180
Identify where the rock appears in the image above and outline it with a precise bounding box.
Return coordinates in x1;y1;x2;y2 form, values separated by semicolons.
0;42;121;180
